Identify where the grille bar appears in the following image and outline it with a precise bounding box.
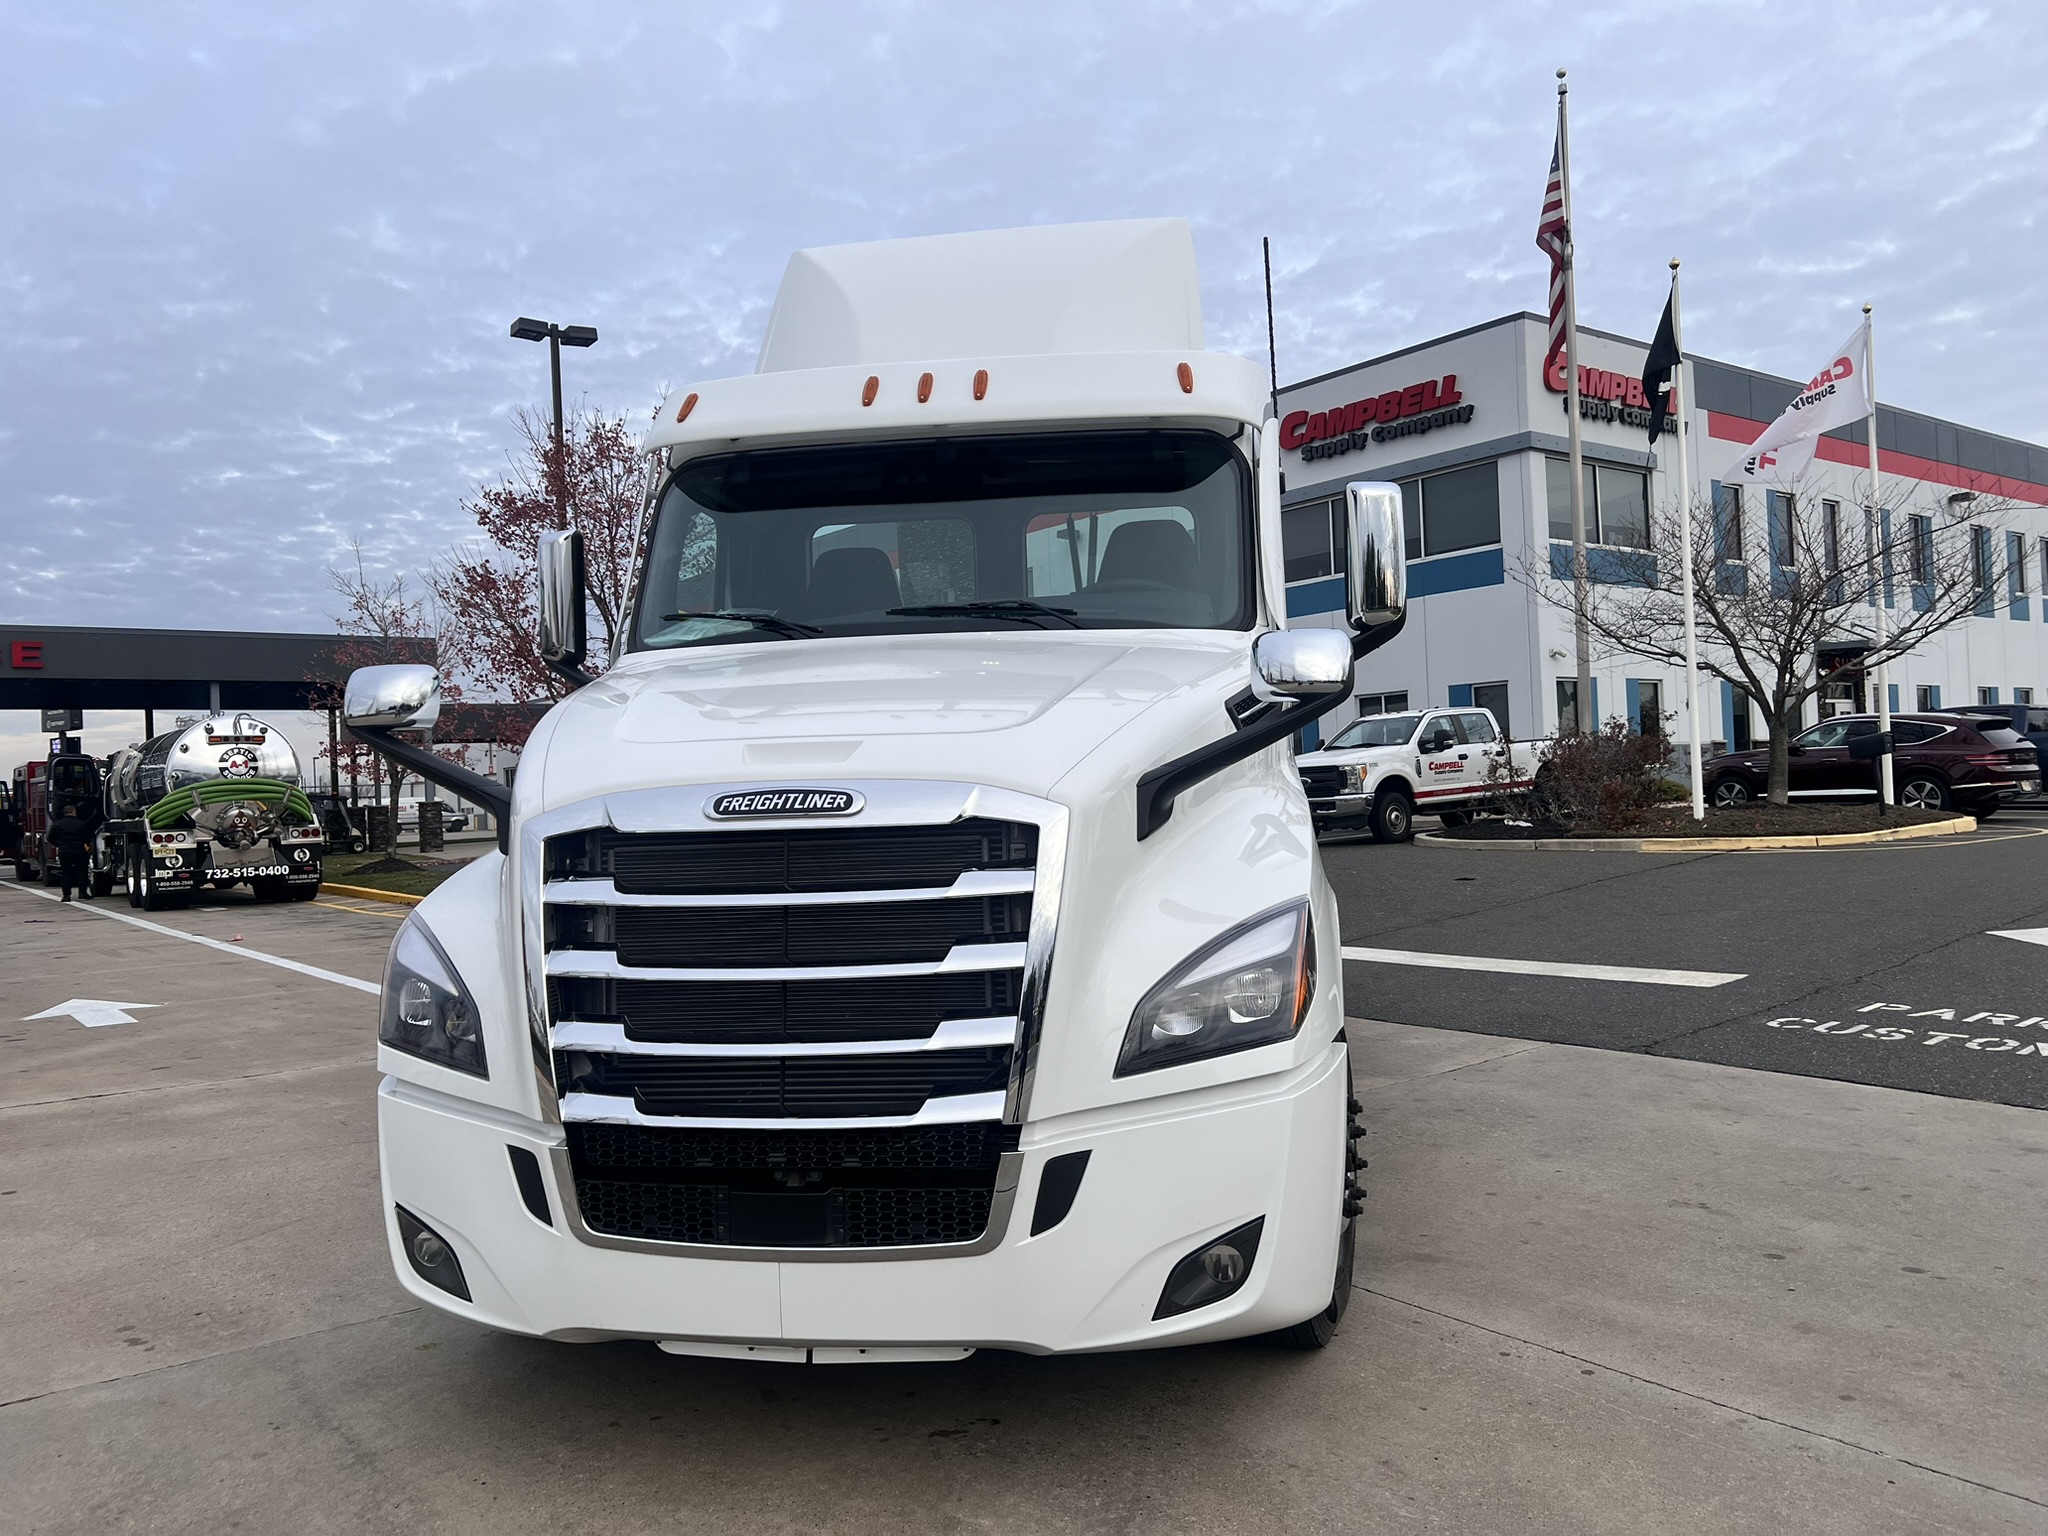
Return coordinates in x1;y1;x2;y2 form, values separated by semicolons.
558;1088;1007;1130
552;1017;1017;1057
545;868;1035;909
546;942;1028;982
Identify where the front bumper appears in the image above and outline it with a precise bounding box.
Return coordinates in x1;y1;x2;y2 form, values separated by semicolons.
1306;793;1374;831
377;1041;1348;1355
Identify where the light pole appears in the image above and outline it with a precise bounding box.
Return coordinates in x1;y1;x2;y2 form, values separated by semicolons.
509;316;598;525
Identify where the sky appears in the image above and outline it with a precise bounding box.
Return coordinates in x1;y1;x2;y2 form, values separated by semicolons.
2;0;2043;667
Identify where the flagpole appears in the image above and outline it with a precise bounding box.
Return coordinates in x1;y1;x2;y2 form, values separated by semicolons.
1559;69;1593;732
1866;301;1893;808
1667;260;1705;820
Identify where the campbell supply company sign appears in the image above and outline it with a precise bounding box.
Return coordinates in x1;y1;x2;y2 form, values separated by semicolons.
1281;375;1475;462
1545;359;1662;432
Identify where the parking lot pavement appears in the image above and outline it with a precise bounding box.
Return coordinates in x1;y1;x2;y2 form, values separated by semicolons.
5;881;2044;1531
1324;824;2048;1110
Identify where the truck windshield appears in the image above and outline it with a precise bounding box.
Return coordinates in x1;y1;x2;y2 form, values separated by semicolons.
632;429;1252;650
1329;715;1422;748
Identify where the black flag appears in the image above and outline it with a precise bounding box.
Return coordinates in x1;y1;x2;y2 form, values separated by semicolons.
1642;284;1681;444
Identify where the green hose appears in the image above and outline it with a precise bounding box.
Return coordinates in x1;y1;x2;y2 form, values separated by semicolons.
145;778;316;830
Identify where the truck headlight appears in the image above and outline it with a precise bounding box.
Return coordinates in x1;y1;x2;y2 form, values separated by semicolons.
380;916;488;1078
1116;902;1315;1076
1341;765;1365;794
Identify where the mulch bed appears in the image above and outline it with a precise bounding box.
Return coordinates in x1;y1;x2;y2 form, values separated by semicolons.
1442;804;1962;841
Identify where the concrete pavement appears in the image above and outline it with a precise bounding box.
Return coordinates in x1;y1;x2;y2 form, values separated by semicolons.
4;878;2042;1531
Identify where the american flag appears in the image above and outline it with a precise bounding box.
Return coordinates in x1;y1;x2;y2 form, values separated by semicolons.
1536;132;1569;377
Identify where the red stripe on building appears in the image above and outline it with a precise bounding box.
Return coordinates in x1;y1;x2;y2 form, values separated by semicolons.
1704;411;2048;505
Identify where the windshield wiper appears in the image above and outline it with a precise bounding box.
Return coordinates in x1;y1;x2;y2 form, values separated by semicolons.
659;610;823;639
886;600;1082;629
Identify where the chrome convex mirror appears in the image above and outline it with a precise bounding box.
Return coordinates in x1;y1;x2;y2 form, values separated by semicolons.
1345;481;1406;635
343;664;442;730
538;528;587;670
1252;628;1354;702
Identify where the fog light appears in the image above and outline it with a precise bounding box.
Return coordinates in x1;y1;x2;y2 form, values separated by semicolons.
394;1206;470;1301
1155;1217;1265;1319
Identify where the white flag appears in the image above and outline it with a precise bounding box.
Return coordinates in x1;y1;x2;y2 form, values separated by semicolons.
1722;319;1871;485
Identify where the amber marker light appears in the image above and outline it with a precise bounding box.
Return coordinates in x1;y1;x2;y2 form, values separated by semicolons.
973;369;989;401
674;392;698;423
917;372;934;403
1177;362;1194;394
862;376;880;406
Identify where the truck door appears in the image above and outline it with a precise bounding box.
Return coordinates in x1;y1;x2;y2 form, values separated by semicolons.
1413;711;1471;807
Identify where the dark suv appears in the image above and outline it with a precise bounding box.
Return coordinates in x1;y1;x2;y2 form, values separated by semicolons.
1706;713;2041;815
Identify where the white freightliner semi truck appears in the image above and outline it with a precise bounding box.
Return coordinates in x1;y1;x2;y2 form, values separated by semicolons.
344;219;1408;1361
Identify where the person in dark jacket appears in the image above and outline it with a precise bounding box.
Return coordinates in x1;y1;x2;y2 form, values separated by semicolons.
49;803;93;902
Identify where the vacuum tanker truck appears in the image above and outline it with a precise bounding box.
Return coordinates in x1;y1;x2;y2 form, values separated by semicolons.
98;712;326;908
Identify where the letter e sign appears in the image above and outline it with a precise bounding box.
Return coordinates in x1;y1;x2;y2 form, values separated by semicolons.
10;641;42;669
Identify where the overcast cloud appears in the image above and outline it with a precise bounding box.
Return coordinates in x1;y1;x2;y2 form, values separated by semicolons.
2;0;2044;639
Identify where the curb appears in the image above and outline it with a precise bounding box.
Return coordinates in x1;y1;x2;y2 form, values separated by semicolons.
319;881;426;906
1415;815;1978;853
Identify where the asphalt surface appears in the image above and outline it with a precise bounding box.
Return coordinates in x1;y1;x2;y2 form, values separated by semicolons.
1327;805;2048;1111
4;839;2046;1532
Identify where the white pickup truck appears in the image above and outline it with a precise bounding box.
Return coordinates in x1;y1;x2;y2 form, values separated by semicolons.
1295;706;1537;842
339;219;1412;1363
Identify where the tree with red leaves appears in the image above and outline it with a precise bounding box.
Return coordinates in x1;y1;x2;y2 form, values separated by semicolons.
428;405;649;735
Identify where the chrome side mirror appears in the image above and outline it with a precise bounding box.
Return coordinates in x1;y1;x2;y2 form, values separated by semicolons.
1345;481;1406;634
538;528;588;669
1252;628;1354;702
344;664;442;730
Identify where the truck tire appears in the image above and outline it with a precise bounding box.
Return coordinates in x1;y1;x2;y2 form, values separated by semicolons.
288;881;320;902
1369;788;1414;844
137;863;184;912
251;878;289;903
127;849;143;907
92;864;116;898
1436;808;1471;829
12;856;28;882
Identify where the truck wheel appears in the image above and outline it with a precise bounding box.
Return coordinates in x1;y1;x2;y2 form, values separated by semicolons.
126;850;143;908
288;881;320;902
92;866;116;898
12;856;28;882
251;878;288;903
1369;790;1414;844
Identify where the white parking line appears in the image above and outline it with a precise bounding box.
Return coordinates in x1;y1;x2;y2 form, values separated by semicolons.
3;883;380;994
1341;945;1746;988
1989;927;2048;948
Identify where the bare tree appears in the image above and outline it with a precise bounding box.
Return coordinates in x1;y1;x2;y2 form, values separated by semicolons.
1526;484;2012;804
325;539;438;852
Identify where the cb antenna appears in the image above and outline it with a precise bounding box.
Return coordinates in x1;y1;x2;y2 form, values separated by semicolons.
1262;236;1280;421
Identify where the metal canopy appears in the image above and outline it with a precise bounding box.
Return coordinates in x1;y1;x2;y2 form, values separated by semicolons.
0;624;435;713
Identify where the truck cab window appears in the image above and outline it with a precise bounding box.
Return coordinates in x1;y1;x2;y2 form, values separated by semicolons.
1329;714;1423;748
634;429;1252;650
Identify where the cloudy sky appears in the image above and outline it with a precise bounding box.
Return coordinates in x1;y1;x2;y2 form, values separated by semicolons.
3;0;2044;649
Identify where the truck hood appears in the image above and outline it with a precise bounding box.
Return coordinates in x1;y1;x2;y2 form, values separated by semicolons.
522;631;1249;810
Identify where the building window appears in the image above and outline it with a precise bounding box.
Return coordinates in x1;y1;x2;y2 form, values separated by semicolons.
1822;499;1842;573
1473;682;1510;740
1768;491;1797;567
1632;679;1664;736
2039;539;2047;598
1910;515;1934;584
2016;688;2035;705
1972;525;1993;592
2010;532;2029;596
1356;690;1409;717
1713;482;1745;561
1729;685;1754;751
1282;496;1345;584
1546;458;1650;549
1397;461;1502;562
1916;684;1938;711
1979;687;2000;706
1556;678;1589;735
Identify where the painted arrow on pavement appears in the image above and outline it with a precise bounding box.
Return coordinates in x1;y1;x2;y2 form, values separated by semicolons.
23;998;160;1028
1989;928;2048;949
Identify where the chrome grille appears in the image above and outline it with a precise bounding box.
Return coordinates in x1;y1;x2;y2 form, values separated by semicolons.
532;793;1056;1253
